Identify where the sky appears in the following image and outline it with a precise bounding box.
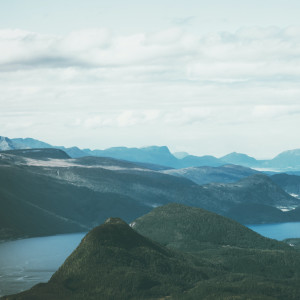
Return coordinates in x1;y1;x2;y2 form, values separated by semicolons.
1;0;300;158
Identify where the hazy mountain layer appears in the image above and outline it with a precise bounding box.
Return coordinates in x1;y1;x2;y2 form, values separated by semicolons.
162;164;259;185
271;173;300;199
220;152;259;167
3;135;300;170
1;149;300;240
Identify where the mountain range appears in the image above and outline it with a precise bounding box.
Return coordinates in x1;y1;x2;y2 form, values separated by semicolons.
1;148;300;240
3;135;300;170
4;204;300;300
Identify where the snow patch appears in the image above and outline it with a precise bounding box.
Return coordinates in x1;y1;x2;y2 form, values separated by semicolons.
21;158;150;172
277;206;297;212
129;222;136;228
146;203;161;208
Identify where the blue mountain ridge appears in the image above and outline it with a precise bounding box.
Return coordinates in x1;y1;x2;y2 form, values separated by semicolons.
1;135;300;170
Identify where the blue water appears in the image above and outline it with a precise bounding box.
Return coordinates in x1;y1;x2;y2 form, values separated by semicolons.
246;222;300;240
0;232;85;297
1;223;300;297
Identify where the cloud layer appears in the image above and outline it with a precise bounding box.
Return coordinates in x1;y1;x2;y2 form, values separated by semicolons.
1;26;300;157
2;27;300;81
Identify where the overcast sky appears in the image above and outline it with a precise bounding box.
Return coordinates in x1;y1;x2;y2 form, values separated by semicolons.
1;0;300;158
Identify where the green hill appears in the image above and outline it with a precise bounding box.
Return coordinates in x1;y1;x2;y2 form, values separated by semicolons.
132;203;289;251
3;218;208;300
3;211;300;299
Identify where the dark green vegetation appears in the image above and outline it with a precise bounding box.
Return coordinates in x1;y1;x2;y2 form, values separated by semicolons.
1;149;300;240
132;204;289;251
0;153;151;240
2;218;209;300
284;238;300;249
4;206;300;300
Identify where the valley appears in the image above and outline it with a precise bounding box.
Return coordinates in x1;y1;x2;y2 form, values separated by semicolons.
2;138;300;298
1;146;300;241
2;205;300;299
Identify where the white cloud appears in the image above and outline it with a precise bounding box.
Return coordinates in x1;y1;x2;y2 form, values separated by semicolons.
2;26;300;83
252;105;300;118
61;28;111;53
2;26;300;157
164;107;212;125
2;26;300;87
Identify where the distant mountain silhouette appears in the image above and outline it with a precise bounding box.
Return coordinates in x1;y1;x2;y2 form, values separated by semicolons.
3;135;300;171
268;149;300;169
172;151;189;159
220;152;259;167
0;136;18;151
11;137;52;149
84;145;180;167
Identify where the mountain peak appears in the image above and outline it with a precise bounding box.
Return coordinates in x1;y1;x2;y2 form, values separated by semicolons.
104;217;128;225
0;136;15;151
173;151;189;159
141;145;171;154
220;152;257;166
4;217;205;299
81;218;162;252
